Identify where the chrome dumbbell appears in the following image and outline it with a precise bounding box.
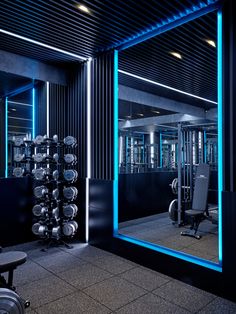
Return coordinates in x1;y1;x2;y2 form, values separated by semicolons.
32;168;48;181
34;186;48;198
63;169;78;182
53;170;59;180
32;223;48;237
14;153;25;162
53;153;59;163
14;137;24;146
63;186;78;200
64;154;77;164
64;136;77;147
34;135;44;145
51;226;61;240
32;204;48;217
63;204;78;218
52;188;59;200
13;167;25;177
52;207;59;219
32;153;44;163
62;221;78;237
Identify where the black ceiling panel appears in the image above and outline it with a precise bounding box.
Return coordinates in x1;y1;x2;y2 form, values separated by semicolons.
0;0;219;106
0;71;32;97
119;11;217;107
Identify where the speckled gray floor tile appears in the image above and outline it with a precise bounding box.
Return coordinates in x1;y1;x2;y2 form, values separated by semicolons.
198;297;236;314
5;260;52;286
84;276;146;311
35;291;111;314
91;255;136;275
27;247;63;261
34;250;85;273
116;293;190;314
153;280;216;313
119;266;170;291
57;263;113;289
64;244;114;262
17;275;75;309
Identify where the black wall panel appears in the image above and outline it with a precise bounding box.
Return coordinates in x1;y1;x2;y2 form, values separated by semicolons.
35;81;47;136
49;83;67;139
91;52;114;180
67;64;87;179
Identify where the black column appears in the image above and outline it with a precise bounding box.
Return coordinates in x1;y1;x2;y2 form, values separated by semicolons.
222;0;236;278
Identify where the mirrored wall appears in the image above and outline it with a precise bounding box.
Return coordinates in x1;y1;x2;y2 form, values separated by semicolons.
117;11;220;264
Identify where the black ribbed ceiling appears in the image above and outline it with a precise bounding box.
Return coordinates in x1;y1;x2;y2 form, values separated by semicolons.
119;11;217;109
0;0;219;106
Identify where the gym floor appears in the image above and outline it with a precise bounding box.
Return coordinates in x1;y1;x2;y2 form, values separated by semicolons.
2;241;235;313
119;212;218;262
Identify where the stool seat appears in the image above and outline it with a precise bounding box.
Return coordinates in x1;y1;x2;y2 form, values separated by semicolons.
0;251;27;273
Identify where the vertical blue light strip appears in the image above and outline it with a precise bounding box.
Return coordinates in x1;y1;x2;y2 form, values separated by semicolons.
217;10;223;264
32;88;35;139
5;97;8;178
113;50;119;235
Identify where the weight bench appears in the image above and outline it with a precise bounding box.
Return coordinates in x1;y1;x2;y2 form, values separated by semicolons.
0;247;30;311
181;163;210;239
0;248;27;290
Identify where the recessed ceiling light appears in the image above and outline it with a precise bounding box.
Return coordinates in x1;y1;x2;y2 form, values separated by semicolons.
126;115;131;119
170;52;182;59
11;108;16;111
78;4;90;13
205;39;216;48
152;110;160;114
137;113;144;117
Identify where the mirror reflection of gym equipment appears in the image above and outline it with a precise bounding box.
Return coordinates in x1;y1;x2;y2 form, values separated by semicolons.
118;11;219;263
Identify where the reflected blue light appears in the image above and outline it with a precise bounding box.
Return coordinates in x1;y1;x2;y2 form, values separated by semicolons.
217;10;223;264
116;234;222;272
113;50;119;235
32;88;35;139
5;97;8;178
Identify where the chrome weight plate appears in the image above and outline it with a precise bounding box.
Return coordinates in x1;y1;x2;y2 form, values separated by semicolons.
62;221;78;237
63;170;78;182
63;204;78;218
63;136;77;146
14;154;25;162
13;167;24;177
64;154;77;164
63;187;78;200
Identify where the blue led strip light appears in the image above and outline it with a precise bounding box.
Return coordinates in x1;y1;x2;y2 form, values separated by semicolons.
5;97;8;178
113;50;119;235
117;234;222;272
217;10;223;265
32;88;35;139
113;2;220;51
113;6;223;271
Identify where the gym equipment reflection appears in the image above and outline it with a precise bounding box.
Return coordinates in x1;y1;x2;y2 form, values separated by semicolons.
118;12;219;263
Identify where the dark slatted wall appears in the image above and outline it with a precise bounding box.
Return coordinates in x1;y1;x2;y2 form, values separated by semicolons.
35;82;47;136
49;83;67;139
67;64;87;178
91;51;114;180
0;98;6;177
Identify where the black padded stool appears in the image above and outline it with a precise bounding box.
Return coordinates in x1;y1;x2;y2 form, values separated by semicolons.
0;251;27;289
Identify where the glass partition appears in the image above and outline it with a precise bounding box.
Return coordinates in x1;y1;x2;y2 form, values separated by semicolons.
116;10;221;268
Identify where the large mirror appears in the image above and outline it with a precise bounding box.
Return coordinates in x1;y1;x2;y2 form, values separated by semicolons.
118;11;219;264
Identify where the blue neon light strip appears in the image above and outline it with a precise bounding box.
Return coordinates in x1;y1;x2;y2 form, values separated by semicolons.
32;88;35;139
116;234;222;272
113;5;222;272
217;10;223;264
5;97;8;178
115;2;219;51
113;50;119;235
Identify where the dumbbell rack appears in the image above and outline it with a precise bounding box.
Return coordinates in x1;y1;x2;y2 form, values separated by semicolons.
11;135;79;250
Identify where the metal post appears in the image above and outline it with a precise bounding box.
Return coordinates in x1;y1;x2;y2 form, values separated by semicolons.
177;123;182;226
